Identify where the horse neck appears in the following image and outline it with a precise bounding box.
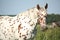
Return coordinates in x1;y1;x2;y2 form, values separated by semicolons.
28;8;39;25
17;7;39;24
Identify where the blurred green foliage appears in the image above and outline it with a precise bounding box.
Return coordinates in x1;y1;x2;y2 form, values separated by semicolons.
33;24;60;40
46;14;60;24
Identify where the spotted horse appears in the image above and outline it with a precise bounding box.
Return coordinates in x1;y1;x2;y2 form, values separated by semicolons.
0;3;48;40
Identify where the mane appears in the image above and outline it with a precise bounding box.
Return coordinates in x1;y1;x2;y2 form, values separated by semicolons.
18;7;35;15
17;7;38;20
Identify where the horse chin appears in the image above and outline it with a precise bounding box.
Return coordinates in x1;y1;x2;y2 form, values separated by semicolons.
40;25;47;31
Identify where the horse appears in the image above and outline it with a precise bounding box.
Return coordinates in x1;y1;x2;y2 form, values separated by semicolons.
0;3;48;40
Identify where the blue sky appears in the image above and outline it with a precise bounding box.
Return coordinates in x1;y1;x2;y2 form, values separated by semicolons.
0;0;60;15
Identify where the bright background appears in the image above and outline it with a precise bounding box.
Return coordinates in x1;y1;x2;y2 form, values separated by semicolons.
0;0;60;15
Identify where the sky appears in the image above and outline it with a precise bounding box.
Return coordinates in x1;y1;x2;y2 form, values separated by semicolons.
0;0;60;15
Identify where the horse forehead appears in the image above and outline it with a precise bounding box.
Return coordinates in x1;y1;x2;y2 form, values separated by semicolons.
40;7;46;12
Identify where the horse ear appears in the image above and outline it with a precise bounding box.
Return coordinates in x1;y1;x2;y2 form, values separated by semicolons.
37;4;40;10
45;3;48;9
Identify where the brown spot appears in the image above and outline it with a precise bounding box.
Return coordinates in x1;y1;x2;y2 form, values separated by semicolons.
24;17;25;19
22;35;27;40
21;14;22;16
0;22;3;25
10;24;13;26
0;23;2;25
19;18;21;19
12;27;14;28
19;36;21;38
14;31;15;33
18;24;23;33
7;29;9;30
13;22;15;24
9;21;11;23
22;35;25;36
0;17;3;19
11;35;13;37
9;38;10;40
5;36;7;38
24;36;27;40
4;31;6;34
8;19;11;21
25;22;26;23
26;28;28;29
28;20;31;23
24;29;25;30
20;33;21;35
17;20;19;22
16;19;18;20
26;33;28;35
4;27;6;29
30;24;33;26
32;10;33;12
39;18;43;23
11;27;13;32
26;30;29;33
3;31;6;35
